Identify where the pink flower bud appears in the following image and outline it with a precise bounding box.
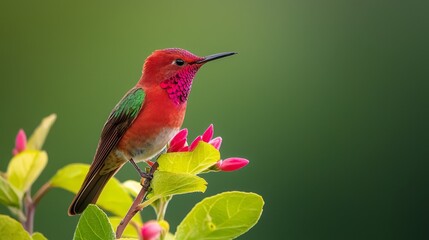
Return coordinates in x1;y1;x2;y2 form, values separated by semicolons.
168;138;187;152
178;146;190;152
217;157;249;172
12;129;27;155
209;137;222;150
168;129;188;152
202;124;214;142
189;135;202;151
141;220;162;240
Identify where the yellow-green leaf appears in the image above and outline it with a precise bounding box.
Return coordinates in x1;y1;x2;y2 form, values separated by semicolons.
109;217;140;239
0;177;22;208
150;171;207;200
32;232;47;240
157;142;220;175
73;204;115;240
50;164;89;194
0;215;31;240
122;180;141;198
6;150;48;192
175;192;264;240
50;164;141;223
27;114;57;150
164;232;176;240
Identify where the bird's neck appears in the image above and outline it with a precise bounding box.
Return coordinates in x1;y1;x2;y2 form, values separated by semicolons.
159;67;198;105
140;65;199;105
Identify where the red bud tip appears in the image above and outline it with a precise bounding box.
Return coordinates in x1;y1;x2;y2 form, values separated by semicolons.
218;157;249;172
168;129;189;152
168;138;187;152
189;135;202;151
13;129;27;156
141;220;162;240
202;124;214;142
146;160;155;167
178;146;190;152
209;137;222;150
170;129;188;145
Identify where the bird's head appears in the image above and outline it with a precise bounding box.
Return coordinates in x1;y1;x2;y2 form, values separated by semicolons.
140;48;236;104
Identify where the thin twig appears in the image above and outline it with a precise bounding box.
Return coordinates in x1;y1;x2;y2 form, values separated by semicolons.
32;182;51;206
23;182;52;234
116;162;158;239
24;190;34;234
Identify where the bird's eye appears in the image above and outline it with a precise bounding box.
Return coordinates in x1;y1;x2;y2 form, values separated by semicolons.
174;59;185;66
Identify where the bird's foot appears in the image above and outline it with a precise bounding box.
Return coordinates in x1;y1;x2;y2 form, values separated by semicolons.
139;172;153;185
141;162;159;191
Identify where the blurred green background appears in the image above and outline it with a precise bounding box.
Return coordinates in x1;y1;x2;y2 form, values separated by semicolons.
1;0;428;239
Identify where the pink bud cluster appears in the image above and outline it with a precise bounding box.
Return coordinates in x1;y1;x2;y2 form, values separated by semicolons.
140;220;162;240
168;124;249;172
12;129;27;156
168;124;222;152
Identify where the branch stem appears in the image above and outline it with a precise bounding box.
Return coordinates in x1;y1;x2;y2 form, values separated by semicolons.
116;162;158;239
22;182;51;234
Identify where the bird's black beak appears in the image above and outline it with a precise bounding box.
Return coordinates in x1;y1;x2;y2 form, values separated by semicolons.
195;52;237;64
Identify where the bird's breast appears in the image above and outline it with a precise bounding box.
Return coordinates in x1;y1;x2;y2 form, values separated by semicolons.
117;88;186;162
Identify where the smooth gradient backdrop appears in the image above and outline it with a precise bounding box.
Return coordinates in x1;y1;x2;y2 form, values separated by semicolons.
1;0;428;239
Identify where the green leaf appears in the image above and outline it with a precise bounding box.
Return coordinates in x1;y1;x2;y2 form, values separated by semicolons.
122;180;141;198
175;191;264;240
164;232;176;240
150;171;207;200
157;142;220;175
50;164;141;223
27;114;57;150
50;164;89;194
73;204;115;240
32;232;47;240
0;215;31;240
109;217;140;239
0;176;22;208
6;150;48;192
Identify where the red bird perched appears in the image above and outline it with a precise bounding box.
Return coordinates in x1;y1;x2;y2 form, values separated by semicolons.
68;48;236;215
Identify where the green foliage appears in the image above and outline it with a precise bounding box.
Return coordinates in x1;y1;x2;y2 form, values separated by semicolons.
142;142;218;208
31;232;47;240
0;175;21;208
121;180;141;197
26;114;56;150
73;205;115;240
0;114;56;240
175;192;264;240
0;215;31;240
150;171;207;200
7;150;48;193
0;114;263;240
50;164;90;194
157;142;220;174
50;164;141;223
109;217;139;238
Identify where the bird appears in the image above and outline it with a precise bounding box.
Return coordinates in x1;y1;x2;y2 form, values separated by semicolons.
68;48;236;215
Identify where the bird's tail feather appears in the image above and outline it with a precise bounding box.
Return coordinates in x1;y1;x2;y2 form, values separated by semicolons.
68;166;119;215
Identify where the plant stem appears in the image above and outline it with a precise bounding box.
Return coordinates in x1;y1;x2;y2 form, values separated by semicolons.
32;182;51;206
157;196;171;221
24;190;34;234
23;182;52;234
116;162;158;239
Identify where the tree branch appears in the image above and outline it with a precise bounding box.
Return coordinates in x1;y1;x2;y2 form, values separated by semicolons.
23;182;52;234
116;162;158;239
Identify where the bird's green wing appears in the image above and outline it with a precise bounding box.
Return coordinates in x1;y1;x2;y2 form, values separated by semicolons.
90;87;145;174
